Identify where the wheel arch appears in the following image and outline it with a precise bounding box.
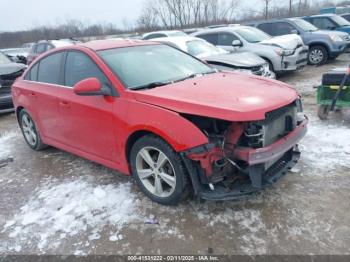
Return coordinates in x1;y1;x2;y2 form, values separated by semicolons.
308;42;330;54
16;106;25;124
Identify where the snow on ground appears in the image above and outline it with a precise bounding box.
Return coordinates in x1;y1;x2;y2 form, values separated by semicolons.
299;114;350;173
0;130;19;159
2;177;141;253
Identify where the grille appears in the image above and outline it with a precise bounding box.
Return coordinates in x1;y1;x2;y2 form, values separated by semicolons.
240;103;297;149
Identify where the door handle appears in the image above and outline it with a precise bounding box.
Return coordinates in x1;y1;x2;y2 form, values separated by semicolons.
59;101;70;108
29;92;36;98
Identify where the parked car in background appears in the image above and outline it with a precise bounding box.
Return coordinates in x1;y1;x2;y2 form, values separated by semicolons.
154;36;275;78
0;52;26;113
12;39;307;205
251;18;350;65
142;30;187;40
27;40;74;65
0;48;29;64
192;26;308;74
303;14;350;34
21;42;35;49
341;13;350;22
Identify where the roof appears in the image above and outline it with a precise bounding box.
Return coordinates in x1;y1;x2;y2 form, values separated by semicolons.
306;14;338;17
80;39;158;51
192;25;254;35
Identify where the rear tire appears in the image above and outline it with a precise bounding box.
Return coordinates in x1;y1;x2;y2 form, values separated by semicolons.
19;109;48;151
308;45;328;65
317;105;330;120
130;135;190;205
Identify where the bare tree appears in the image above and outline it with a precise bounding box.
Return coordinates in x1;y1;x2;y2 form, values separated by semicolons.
262;0;273;20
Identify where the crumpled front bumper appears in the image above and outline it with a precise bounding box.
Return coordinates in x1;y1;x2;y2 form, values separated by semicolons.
181;118;308;201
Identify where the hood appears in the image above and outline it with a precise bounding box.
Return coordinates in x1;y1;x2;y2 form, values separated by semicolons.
312;29;348;37
204;52;266;68
260;34;304;49
132;72;298;121
0;62;27;76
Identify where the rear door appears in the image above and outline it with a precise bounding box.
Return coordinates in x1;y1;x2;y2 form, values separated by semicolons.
57;50;116;161
23;51;65;140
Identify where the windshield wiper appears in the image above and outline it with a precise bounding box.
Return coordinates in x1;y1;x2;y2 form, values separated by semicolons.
174;71;216;83
130;81;170;90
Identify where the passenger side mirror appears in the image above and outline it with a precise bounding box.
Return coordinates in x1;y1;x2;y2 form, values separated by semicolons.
232;40;242;47
290;29;299;35
73;78;112;96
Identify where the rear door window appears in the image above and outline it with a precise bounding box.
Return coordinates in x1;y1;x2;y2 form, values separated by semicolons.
64;51;109;87
196;33;218;45
37;52;64;84
25;63;39;81
272;22;295;36
257;23;276;36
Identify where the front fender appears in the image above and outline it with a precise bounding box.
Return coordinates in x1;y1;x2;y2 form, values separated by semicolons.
124;100;209;151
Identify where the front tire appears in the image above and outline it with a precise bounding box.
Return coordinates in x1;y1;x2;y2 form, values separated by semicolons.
130;135;190;205
308;45;328;65
19;109;48;151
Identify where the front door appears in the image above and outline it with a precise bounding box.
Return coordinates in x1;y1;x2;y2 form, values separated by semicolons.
57;51;117;161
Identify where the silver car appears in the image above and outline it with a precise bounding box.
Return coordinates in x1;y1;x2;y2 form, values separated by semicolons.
153;36;275;78
192;26;309;74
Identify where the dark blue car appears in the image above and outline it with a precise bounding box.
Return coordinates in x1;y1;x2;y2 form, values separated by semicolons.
303;14;350;34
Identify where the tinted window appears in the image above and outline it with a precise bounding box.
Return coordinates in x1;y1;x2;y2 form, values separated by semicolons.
36;44;47;54
312;17;336;30
37;52;64;84
257;23;276;35
25;63;39;81
217;33;238;46
342;14;350;22
273;22;295;36
196;33;218;45
65;51;108;87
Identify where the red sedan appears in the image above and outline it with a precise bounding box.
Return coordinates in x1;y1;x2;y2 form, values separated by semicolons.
12;39;308;205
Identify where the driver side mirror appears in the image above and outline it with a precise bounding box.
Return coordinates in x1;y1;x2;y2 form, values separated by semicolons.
232;40;243;47
291;29;299;35
73;77;112;96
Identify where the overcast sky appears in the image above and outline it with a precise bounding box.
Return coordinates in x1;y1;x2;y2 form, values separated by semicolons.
0;0;335;32
0;0;145;32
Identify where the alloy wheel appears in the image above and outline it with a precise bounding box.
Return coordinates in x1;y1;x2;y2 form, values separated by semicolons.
21;114;37;147
135;146;176;198
309;49;324;64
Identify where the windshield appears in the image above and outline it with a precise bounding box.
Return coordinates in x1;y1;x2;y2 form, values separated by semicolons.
0;52;11;64
99;44;215;89
186;40;226;57
330;15;350;26
289;18;318;32
233;27;271;43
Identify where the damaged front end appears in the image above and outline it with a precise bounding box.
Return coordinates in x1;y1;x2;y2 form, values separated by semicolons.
180;100;308;200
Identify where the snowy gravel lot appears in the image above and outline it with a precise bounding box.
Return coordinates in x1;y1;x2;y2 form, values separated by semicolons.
0;56;350;255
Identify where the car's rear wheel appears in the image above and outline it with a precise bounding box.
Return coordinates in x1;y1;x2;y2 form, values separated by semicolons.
130;135;190;205
19;109;48;150
308;45;328;65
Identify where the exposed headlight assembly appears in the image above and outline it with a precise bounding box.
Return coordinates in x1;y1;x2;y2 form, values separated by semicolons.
275;48;295;56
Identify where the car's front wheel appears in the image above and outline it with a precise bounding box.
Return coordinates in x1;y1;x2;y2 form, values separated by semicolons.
308;45;328;65
130;135;190;205
19;109;48;151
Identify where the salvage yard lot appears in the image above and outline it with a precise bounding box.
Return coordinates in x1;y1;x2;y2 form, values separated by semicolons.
0;56;350;255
